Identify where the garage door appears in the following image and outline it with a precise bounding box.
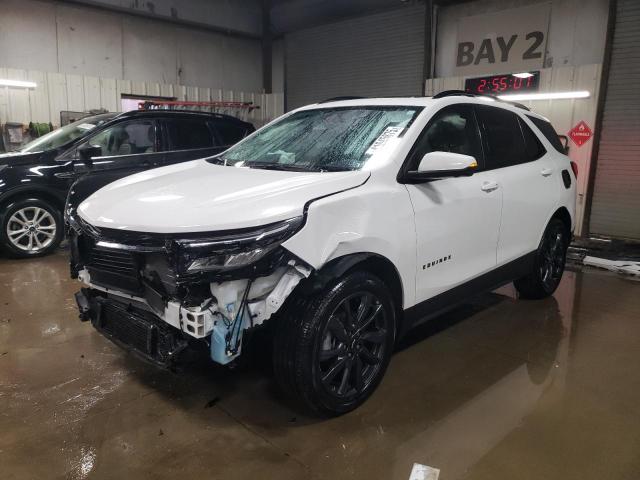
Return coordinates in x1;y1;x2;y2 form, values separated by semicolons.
589;0;640;239
285;5;426;110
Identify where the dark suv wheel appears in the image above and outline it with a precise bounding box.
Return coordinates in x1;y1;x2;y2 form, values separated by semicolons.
514;218;569;299
273;271;396;416
0;198;63;258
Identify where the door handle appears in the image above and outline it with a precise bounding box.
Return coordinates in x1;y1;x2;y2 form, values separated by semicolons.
541;168;553;177
481;181;499;192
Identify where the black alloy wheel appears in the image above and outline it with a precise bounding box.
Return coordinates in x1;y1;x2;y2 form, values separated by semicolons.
515;218;568;299
273;271;396;416
318;292;389;399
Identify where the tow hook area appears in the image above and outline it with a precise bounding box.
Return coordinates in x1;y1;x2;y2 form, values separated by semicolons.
208;261;311;364
75;289;92;322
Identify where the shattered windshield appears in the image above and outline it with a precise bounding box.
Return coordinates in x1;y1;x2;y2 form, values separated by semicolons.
217;106;422;172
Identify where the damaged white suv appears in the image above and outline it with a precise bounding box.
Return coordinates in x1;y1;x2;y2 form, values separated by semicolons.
69;93;576;415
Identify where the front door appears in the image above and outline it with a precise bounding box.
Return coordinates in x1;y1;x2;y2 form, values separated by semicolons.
404;104;502;303
475;105;559;265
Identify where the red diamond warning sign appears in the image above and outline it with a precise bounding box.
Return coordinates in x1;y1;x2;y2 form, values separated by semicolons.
568;121;593;147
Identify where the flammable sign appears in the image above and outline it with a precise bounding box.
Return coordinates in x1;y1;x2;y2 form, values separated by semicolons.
568;121;593;147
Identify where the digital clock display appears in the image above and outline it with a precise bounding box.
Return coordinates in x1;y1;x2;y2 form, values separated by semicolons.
464;71;540;95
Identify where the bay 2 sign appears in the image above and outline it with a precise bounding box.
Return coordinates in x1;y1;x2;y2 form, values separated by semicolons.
454;3;550;76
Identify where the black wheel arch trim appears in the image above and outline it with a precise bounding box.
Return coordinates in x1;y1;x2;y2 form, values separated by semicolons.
0;185;66;211
300;252;405;336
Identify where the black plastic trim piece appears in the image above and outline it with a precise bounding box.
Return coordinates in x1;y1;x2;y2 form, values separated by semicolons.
401;251;536;337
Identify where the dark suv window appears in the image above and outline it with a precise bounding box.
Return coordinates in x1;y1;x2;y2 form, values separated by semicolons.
166;119;216;150
408;104;483;170
527;115;565;153
215;122;249;146
519;118;546;161
476;105;529;169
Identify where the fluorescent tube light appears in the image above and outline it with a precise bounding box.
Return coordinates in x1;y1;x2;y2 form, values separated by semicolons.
512;72;534;78
0;79;37;88
498;91;590;101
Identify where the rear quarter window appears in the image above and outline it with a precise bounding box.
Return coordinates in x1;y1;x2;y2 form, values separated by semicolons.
166;119;216;150
527;115;565;154
519;117;546;161
215;123;251;146
476;105;528;169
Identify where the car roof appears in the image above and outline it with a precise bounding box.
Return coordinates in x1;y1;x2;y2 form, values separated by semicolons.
114;109;252;125
296;96;549;122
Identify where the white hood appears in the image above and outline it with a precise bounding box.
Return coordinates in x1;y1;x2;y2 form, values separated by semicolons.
77;159;369;233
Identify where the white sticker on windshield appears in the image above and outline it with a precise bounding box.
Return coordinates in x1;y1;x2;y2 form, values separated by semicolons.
366;126;403;155
77;123;97;131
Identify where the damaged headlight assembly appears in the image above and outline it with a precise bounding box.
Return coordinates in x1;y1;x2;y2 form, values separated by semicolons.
176;216;305;274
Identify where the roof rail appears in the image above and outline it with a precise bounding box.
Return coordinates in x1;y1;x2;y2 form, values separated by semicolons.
319;96;366;103
432;90;530;111
432;90;475;99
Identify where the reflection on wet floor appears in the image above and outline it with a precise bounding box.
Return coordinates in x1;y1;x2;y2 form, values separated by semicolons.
1;251;639;480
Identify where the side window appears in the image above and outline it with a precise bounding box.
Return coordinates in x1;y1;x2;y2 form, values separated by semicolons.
215;122;250;146
519;117;546;161
166;119;216;150
527;115;565;153
86;121;156;157
476;105;527;169
408;104;483;170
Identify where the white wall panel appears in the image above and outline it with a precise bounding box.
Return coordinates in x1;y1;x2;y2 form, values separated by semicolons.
0;67;283;132
27;71;50;123
100;78;119;113
47;73;69;126
83;76;102;111
65;74;85;112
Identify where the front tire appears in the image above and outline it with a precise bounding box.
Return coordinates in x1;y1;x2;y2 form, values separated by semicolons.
514;218;569;299
273;271;396;416
0;198;63;258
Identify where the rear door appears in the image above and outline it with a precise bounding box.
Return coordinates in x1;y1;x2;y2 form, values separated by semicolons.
160;117;224;165
405;103;502;303
475;105;558;265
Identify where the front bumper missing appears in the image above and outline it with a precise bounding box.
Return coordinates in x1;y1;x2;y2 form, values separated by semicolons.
75;289;188;368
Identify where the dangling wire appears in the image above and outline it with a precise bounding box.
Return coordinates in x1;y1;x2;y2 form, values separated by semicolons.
226;279;253;355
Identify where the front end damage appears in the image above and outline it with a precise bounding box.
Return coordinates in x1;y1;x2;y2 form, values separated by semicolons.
69;215;311;367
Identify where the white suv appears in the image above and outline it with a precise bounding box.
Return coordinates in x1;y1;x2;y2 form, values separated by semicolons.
69;93;576;415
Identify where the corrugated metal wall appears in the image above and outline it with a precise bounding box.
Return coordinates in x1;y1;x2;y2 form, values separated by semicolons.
285;5;426;110
588;0;640;240
426;64;602;237
0;67;284;129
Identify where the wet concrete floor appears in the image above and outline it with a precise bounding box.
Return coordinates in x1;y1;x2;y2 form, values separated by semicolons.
1;250;639;479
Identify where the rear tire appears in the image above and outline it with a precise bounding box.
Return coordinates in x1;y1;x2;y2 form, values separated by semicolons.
514;218;569;299
273;271;396;416
0;198;63;258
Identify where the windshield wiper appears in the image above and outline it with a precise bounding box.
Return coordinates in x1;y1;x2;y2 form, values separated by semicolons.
244;162;315;172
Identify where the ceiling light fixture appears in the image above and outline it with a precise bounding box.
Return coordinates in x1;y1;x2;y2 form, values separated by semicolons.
512;72;534;78
0;79;37;88
498;90;590;101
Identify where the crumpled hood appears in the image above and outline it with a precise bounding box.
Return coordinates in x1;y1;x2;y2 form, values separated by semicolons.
78;159;369;233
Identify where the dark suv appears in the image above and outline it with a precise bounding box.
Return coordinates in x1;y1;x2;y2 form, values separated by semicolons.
0;110;254;258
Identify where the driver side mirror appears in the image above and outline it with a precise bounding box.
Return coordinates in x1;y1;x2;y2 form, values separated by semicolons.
78;144;102;165
404;151;478;183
